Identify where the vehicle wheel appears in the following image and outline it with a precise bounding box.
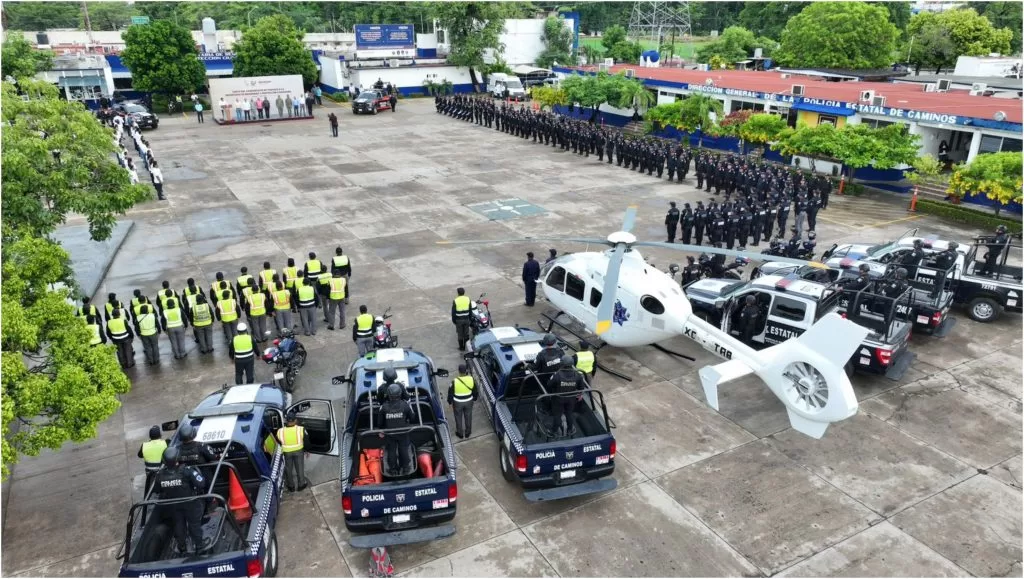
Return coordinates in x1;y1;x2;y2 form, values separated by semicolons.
967;296;1001;323
285;367;297;392
294;346;307;369
264;532;279;577
372;107;378;115
499;446;516;482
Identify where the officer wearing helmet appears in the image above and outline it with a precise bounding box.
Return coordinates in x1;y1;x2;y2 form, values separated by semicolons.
979;225;1010;276
531;333;564;378
880;267;910;299
378;381;416;473
802;231;817;257
841;264;873;292
153;447;206;555
901;239;927;278
738;295;761;345
177;422;219;466
932;241;959;270
230;322;255;385
681;255;701;285
376;367;407;400
545;355;586;437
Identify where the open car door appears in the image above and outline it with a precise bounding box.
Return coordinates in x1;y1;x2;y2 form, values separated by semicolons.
896;227;920;243
287;399;339;456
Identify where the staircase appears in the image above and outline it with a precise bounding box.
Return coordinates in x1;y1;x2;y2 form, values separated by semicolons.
619;120;646;136
914;182;953;201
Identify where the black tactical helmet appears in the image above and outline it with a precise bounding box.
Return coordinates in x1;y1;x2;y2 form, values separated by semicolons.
808;231;816;240
859;264;871;273
149;425;161;439
745;295;757;306
162;446;180;466
382;367;398;384
179;423;197;442
559;354;574;369
386;382;402;401
948;241;959;251
894;267;908;279
996;225;1007;234
541;333;556;347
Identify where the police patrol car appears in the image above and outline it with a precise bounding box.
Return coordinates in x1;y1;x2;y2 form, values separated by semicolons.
685;274;916;379
332;348;457;549
117;383;339;578
467;327;618;502
822;228;1022;323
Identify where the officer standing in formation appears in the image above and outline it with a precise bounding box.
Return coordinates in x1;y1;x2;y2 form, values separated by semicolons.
353;305;375;356
448;364;477;438
231;323;255;385
326;270;347;330
665;202;680;243
452;287;472;351
522;252;541;306
277;412;308;492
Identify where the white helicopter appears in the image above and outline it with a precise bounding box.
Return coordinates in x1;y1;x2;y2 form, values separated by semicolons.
440;206;871;439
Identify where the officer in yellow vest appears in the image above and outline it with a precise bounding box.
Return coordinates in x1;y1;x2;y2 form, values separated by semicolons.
130;289;151;334
276;412;308;492
447;364;477;438
209;272;232;307
86;314;106;346
137;425;168;494
215;289;241;345
304;252;325;308
75;296;100;319
352;305;374;356
189;293;215;354
106;307;135;368
182;278;203;344
105;292;125;323
574;340;596;381
156;280;179;313
451;287;472;351
270;280;294;337
160;297;189;359
137;303;162;365
236;266;256;309
282;258;300;291
231;323;256;385
326;271;347;330
246;284;270;342
295;275;318;336
258;261;276;290
331;247;352;304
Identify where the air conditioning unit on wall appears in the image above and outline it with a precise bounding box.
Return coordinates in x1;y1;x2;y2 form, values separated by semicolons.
924;84;937;92
936;78;951;92
791;84;805;96
625;69;635;78
872;95;886;106
860;90;874;102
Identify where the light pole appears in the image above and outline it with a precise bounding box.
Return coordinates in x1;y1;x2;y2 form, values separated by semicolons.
247;6;257;28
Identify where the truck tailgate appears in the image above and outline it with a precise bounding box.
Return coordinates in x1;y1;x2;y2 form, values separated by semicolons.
348;477;453;521
519;434;617;501
120;552;251;578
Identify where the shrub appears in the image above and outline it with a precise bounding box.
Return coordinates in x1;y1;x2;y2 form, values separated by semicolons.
915;198;1022;233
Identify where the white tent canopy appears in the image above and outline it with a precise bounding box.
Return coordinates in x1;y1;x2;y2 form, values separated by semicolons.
513;65;552;76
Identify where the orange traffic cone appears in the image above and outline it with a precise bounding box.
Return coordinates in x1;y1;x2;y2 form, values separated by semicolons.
909;185;919;212
227;468;252;523
417;452;434;478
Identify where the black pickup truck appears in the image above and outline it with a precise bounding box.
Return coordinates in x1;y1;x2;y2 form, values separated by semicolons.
685;273;916;380
467;326;618;502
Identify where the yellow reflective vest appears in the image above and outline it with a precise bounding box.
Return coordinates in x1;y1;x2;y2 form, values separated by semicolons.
273;289;291;310
233;333;254;358
248;292;267;316
328;277;347;300
453;375;475;402
575;350;594;374
218;298;238;322
355;313;373;337
277;425;305;453
192;303;213;327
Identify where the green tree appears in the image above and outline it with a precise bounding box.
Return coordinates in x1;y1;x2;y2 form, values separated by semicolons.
967;1;1023;53
948;152;1023;213
2;80;150;243
776;2;899;69
644;101;684;132
601;24;627;51
878;1;913;36
2;1;81;29
2;33;53;81
433;2;507;92
607;40;643;64
772;123;843;171
536;15;574;69
737;3;804;40
739;112;789;151
81;1;136;30
121;21;206;96
232;14;319;87
678;93;724;146
573;3;632;34
906;9;1014;72
774;122;919;182
531;85;568;110
695;26;776;64
904;15;959;73
905;154;943;187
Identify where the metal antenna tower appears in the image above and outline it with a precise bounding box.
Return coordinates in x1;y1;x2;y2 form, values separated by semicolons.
628;1;692;46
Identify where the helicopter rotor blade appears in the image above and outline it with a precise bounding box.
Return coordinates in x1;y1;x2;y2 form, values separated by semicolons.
620;205;638;234
633;242;829;269
595;243;626;335
437;237;612;247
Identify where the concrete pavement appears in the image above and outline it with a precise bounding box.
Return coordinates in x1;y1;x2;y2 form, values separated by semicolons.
2;97;1020;577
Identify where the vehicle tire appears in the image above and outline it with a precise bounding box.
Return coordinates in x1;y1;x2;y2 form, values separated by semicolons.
372;107;378;115
294;345;307;369
264;531;279;577
967;296;1001;323
285;367;297;392
499;446;516;483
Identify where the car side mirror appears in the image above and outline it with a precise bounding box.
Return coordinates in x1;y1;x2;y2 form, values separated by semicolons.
161;420;179;432
331;375;350;385
435;369;450;378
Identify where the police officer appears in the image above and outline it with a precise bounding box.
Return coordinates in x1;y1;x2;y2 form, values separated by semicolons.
573;341;595;380
160;297;188;360
231;322;255;385
452;287;472;351
75;295;100;320
532;333;564;379
277;412;308;491
694;201;707;246
177;423;218;466
932;241;959;270
258;261;277;290
379;382;416;473
208;272;232;307
138;425;168;494
879;267;910;299
665;202;680;243
447;364;477;438
681;256;701;285
979;225;1009;276
739;295;761;346
295;276;318;336
154;447;206;555
902;239;927;279
353;305;374;356
324;270;347;331
189;293;215;355
841;264;873;292
85;314;106;347
269;280;294;337
331;247;352;304
215;289;241;345
546;355;586;437
137;303;161;365
304;251;326;308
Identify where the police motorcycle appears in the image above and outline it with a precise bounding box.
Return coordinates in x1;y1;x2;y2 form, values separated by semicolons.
373;306;399;349
261;328;307;392
698;253;749;280
470;293;493;336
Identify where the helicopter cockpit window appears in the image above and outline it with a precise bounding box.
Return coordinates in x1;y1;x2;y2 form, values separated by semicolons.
546;266;566;292
640;295;665;315
589;288;603;308
565;273;585;301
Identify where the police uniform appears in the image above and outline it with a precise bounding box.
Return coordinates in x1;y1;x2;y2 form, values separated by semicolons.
277;422;308;491
154;463;206;553
452;293;472;351
378;395;416;472
232;331;255;385
448;373;476;438
353;311;374;356
545;367;586;435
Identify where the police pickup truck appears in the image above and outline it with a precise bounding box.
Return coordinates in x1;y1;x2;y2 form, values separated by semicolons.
467;327;617;502
117;383;339;578
686;274;915;379
821;229;1023;323
751;256;958;337
332;348;457;549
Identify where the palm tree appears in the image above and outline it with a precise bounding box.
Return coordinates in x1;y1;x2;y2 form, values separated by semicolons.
679;94;724;147
615;79;655;120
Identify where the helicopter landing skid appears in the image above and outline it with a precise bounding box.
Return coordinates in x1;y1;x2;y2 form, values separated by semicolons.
538;311;633;382
652;343;696;362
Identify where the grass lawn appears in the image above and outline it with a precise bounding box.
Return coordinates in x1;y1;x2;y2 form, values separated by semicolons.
579;36;714;59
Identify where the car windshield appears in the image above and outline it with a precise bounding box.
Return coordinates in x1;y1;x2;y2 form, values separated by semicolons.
864;242;895;257
358;92;377;100
125;105;147;113
505;79;524;89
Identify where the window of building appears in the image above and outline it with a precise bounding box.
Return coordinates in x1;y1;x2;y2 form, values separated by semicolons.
640;295;665;315
770;296;807;322
729;100;765;113
545;266;566;292
861;118;894;129
817;114;837;127
980;134;1022;153
565;272;585;301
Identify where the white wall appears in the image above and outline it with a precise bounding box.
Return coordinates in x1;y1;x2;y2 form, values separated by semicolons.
208;75;305;106
348;65;474;90
954;56;1021;76
496;18;576;66
318;55;344;90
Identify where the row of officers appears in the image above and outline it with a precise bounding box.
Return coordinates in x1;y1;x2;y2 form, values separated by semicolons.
663;196;821;250
73;248;379;370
